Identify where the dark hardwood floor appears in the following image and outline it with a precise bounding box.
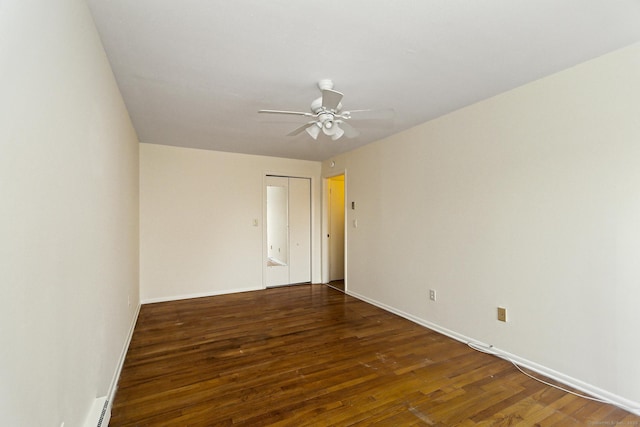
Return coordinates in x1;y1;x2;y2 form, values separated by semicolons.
110;284;639;426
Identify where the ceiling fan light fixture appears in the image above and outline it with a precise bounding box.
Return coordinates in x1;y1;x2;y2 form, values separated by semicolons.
331;125;345;141
323;121;338;135
323;121;345;140
306;124;321;139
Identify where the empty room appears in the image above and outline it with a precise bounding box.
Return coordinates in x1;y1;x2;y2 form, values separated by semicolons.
2;1;640;426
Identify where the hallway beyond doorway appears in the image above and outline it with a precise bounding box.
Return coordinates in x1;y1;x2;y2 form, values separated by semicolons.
326;279;344;292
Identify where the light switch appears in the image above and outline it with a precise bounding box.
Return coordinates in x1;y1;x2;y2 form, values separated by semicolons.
353;219;358;228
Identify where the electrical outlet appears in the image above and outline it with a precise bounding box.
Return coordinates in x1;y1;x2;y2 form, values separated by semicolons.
497;307;507;322
429;289;436;301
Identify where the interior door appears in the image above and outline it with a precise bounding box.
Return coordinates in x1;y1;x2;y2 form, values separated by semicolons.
288;178;311;284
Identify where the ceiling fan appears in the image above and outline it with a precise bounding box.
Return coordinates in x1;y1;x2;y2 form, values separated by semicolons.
258;79;382;141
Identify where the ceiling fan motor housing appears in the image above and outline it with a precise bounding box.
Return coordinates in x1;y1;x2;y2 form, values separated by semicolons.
311;97;342;114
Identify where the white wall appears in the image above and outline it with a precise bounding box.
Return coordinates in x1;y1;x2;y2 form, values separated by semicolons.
140;144;321;302
323;43;640;410
0;1;140;426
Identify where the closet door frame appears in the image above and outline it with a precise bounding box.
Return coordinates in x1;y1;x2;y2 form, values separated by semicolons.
263;173;312;288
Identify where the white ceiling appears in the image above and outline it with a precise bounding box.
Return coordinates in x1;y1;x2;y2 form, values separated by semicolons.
87;0;640;161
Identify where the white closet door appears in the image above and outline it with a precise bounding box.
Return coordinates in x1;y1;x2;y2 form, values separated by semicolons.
266;176;290;287
288;178;311;284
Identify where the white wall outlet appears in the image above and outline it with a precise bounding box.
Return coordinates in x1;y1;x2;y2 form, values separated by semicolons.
429;289;436;301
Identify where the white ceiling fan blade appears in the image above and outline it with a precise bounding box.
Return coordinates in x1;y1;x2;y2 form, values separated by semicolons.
258;109;313;117
287;121;317;136
336;120;359;138
321;89;343;111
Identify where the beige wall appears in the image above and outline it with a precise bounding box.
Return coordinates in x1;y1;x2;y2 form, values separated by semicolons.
323;43;640;410
0;0;140;426
140;144;321;302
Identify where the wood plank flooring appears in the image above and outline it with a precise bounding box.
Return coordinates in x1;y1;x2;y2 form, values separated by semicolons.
110;285;639;426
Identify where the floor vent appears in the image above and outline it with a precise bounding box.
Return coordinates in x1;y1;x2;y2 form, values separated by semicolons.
84;396;110;427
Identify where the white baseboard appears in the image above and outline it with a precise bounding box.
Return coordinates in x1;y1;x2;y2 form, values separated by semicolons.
496;347;640;416
106;302;141;409
141;286;263;305
346;290;640;416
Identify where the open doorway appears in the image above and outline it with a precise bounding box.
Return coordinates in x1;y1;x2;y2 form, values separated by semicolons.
326;174;345;292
